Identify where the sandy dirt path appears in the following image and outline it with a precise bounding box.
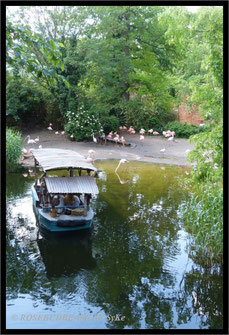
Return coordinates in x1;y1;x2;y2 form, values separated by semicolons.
20;128;195;167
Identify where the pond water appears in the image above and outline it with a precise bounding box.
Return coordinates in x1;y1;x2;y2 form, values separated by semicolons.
6;160;223;330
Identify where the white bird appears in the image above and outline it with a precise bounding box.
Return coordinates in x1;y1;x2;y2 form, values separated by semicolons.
39;145;42;149
148;129;153;134
86;157;93;163
47;126;53;130
139;128;145;135
88;150;95;161
27;135;36;144
160;148;165;157
22;173;28;177
49;123;53;126
55;131;59;135
22;148;28;154
35;136;39;142
167;136;174;141
115;159;128;173
70;134;74;138
120;136;126;147
61;131;66;135
140;135;144;140
92;133;97;143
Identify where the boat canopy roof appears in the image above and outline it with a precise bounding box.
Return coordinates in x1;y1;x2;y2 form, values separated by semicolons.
32;148;97;172
45;176;99;195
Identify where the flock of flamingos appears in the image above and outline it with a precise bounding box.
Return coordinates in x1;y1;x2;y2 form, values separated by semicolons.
21;123;183;178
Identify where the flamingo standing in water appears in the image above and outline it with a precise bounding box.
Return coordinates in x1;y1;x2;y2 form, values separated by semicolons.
115;159;128;173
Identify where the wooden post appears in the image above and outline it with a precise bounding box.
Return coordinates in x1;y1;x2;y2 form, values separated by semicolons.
84;194;87;216
79;169;82;176
34;158;38;185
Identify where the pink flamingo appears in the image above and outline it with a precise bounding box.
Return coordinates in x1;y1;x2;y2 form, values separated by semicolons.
113;135;120;143
120;136;126;147
115;159;128;173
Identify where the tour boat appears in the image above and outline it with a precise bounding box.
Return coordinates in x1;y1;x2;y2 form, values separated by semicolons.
31;148;99;232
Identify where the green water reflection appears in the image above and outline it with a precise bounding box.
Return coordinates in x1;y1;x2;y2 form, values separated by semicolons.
6;161;223;330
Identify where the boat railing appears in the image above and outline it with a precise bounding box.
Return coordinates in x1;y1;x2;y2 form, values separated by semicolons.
42;204;86;212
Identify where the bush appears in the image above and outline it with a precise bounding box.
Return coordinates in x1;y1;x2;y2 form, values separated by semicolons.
64;108;104;141
102;115;119;134
6;73;45;125
6;128;22;171
165;121;205;138
149;109;176;132
124;97;176;132
180;183;223;264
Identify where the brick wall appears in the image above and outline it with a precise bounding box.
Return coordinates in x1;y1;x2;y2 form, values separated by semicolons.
176;102;204;126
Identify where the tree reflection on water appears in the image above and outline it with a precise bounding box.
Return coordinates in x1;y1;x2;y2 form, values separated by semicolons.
6;162;223;329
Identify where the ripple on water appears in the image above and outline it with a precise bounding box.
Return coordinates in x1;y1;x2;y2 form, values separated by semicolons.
6;162;223;330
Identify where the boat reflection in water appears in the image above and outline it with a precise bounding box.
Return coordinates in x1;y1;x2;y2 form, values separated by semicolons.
37;226;97;278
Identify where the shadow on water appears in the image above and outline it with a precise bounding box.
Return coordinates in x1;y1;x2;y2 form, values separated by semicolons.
37;227;97;278
6;161;223;330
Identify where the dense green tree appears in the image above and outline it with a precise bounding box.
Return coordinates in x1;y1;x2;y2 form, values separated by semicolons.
180;7;223;263
74;6;179;130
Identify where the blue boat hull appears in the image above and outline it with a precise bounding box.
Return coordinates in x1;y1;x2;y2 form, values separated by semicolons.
32;186;93;232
